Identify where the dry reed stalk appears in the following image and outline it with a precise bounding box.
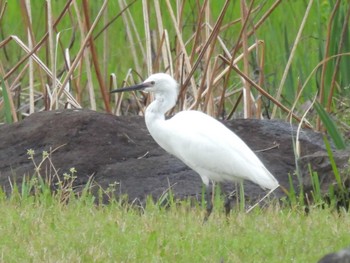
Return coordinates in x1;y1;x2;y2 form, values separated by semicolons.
240;0;252;118
75;52;84;105
2;1;330;126
226;91;244;120
287;52;350;124
191;3;211;111
246;0;282;39
218;0;254;119
217;39;261;120
53;0;108;108
0;1;82;115
85;50;97;111
227;0;282;53
271;0;314;119
189;0;208;65
152;29;174;75
82;0;110;113
121;69;145;115
0;62;18;122
0;1;7;21
124;0;147;63
215;1;280;118
163;30;173;75
204;2;211;114
151;32;163;73
142;0;152;76
141;0;155;110
110;73;121;115
0;35;81;109
327;3;350;111
190;0;231;86
50;30;62;110
165;0;196;95
72;0;96;110
220;55;310;127
46;0;55;96
214;42;261;87
118;0;141;74
94;0;137;40
1;0;72;81
256;40;266;119
153;0;170;72
186;0;231;111
102;1;109;88
203;56;220;115
8;62;29;94
21;0;35;113
174;1;186;89
63;49;72;109
294;93;318;159
318;0;341;122
125;0;146;62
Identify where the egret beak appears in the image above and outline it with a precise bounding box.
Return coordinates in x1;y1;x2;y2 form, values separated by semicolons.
110;81;155;93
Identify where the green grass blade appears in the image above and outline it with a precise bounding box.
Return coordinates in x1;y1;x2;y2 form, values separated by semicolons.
310;169;322;203
0;77;13;124
314;100;346;149
287;173;297;205
323;135;343;191
239;181;245;211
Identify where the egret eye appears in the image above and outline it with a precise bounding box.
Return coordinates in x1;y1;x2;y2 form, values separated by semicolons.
150;81;155;85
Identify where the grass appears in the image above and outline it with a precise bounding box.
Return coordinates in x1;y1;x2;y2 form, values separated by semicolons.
0;188;349;263
0;147;347;262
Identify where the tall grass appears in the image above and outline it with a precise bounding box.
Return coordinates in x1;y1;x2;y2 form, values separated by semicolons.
0;1;349;129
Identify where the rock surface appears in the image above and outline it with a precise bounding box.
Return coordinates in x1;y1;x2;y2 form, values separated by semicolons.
0;109;348;205
318;247;350;263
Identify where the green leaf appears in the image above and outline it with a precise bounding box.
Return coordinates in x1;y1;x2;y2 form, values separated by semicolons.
314;100;346;149
0;76;13;124
323;135;343;191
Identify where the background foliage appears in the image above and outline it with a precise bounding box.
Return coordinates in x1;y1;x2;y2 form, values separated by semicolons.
0;0;349;131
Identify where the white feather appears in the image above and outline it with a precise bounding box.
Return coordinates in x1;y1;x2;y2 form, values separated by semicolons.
141;73;279;190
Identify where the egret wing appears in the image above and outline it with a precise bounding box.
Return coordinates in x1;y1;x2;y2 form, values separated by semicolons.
160;111;278;189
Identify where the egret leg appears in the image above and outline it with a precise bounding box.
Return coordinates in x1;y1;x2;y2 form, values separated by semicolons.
203;184;213;222
224;193;233;217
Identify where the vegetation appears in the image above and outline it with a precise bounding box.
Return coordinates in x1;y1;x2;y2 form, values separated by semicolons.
0;1;349;125
0;145;347;262
0;1;350;262
1;173;350;262
2;197;350;263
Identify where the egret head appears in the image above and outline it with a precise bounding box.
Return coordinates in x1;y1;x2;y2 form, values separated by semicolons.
110;73;179;106
143;73;179;95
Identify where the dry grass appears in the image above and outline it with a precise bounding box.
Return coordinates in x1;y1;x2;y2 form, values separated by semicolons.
1;1;349;130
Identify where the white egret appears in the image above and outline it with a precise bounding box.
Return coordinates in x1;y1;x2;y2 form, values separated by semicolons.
111;73;279;220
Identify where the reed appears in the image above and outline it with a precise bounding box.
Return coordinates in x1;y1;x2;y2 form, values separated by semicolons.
0;1;348;128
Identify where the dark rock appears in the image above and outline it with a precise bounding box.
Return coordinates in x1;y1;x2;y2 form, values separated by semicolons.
318;247;350;263
300;151;350;193
0;109;348;205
